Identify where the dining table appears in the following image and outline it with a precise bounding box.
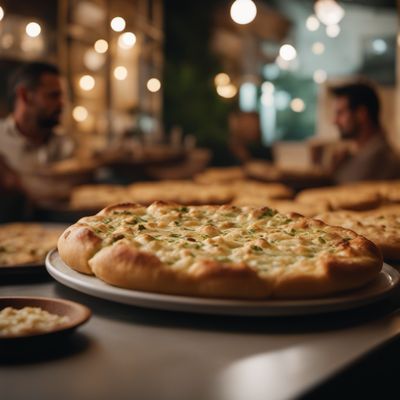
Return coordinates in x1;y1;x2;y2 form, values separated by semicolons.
2;265;400;400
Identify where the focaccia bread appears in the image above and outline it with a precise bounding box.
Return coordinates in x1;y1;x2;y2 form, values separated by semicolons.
0;223;63;266
194;167;246;184
58;202;382;299
70;185;129;210
70;181;234;210
316;209;400;260
229;181;293;200
128;181;234;205
70;180;293;211
296;186;381;211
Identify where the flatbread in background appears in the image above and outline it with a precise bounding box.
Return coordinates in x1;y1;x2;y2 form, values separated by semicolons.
128;181;234;205
296;185;382;211
70;184;128;210
69;180;293;211
229;180;293;200
0;223;63;266
194;167;245;184
316;209;400;260
297;180;400;212
58;202;382;300
349;180;400;203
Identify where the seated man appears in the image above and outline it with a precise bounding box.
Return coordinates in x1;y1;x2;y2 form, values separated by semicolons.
330;82;400;183
0;62;74;205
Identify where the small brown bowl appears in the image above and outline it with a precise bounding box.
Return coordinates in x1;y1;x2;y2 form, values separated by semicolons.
0;296;91;343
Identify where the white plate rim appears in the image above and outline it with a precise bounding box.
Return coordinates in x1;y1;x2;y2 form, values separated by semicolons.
46;249;400;316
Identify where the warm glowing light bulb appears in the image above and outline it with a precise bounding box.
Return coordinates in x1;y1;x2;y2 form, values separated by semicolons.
314;0;345;26
230;0;257;25
279;44;297;61
216;84;237;98
94;39;108;53
306;15;320;31
25;22;41;38
214;73;230;86
147;78;161;93
313;69;327;84
73;106;88;122
114;66;128;80
79;75;95;91
111;17;126;32
290;98;305;112
0;7;4;21
118;32;136;49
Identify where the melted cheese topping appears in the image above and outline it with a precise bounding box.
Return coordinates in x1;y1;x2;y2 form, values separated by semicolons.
79;204;357;277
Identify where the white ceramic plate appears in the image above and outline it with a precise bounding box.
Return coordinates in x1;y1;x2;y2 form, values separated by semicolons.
46;249;400;316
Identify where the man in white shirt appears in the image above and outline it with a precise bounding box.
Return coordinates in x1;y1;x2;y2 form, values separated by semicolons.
0;62;74;204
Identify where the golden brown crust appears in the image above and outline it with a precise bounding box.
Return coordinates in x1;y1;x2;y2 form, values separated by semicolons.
57;225;102;274
89;242;271;299
58;202;382;299
296;186;382;211
316;209;400;260
99;202;145;215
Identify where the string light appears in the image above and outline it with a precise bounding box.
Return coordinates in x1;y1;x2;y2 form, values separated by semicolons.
279;44;297;61
118;32;136;49
25;22;41;38
147;78;161;92
306;15;320;31
230;0;257;25
94;39;108;53
290;98;305;112
114;66;128;80
73;106;88;122
110;17;126;32
314;0;345;26
217;84;237;98
214;73;230;86
79;75;95;91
